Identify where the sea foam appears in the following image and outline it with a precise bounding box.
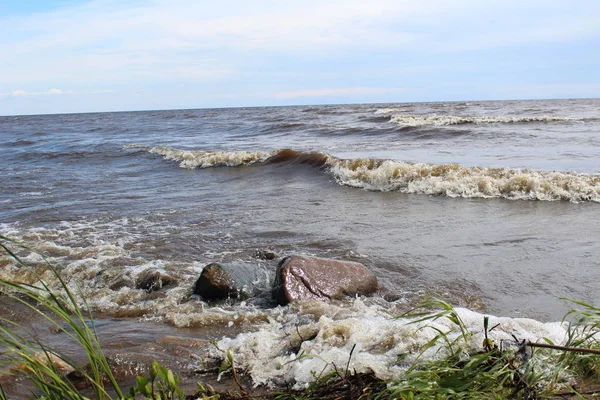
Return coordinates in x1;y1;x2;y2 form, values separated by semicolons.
148;146;273;169
199;298;568;389
327;158;600;202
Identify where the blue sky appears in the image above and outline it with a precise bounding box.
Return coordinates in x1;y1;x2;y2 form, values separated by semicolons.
1;0;599;115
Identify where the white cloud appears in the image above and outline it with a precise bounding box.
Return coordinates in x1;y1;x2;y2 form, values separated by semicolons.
47;88;72;95
273;87;403;99
10;90;28;97
0;0;483;86
0;0;599;113
2;1;598;87
8;89;74;97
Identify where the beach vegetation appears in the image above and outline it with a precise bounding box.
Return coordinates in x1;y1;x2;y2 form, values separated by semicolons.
0;235;184;400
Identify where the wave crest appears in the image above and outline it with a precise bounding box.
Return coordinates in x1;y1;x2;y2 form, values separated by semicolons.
128;145;330;169
265;148;329;166
373;110;576;127
328;158;600;202
147;146;273;169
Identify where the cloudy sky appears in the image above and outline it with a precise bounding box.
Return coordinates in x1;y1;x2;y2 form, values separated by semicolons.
1;0;599;115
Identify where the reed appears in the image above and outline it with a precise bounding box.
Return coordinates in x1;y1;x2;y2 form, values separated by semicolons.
0;235;184;399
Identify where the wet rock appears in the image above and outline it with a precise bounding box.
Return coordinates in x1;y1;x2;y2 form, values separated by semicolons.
193;262;266;300
136;269;177;293
109;277;135;291
253;248;278;260
95;268;135;290
193;263;238;300
383;293;402;302
13;351;74;374
272;255;378;305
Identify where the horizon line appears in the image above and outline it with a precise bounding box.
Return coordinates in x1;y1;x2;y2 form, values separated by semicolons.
1;96;597;118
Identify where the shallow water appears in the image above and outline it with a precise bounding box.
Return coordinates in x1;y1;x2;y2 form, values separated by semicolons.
0;98;599;391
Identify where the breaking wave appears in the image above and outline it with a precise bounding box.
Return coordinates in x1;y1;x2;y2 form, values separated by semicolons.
373;110;578;127
124;145;329;169
126;145;600;203
198;298;567;388
146;146;273;169
328;158;600;202
0;219;274;319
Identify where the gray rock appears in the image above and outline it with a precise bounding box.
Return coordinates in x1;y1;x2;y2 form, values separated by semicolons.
193;263;238;300
193;262;266;300
272;255;378;305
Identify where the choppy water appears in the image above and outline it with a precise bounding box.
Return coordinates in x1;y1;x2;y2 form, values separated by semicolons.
1;98;599;392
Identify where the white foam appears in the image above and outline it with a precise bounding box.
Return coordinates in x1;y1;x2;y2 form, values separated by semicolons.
200;298;568;389
19;192;44;197
0;220;208;316
147;146;273;169
373;111;576;126
327;158;600;202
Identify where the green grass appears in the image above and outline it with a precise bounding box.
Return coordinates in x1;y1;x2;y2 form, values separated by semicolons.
2;235;600;399
383;297;600;399
0;235;184;400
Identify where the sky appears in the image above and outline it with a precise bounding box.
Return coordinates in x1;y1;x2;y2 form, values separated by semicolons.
0;0;599;115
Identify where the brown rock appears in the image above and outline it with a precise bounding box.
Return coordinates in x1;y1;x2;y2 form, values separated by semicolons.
136;269;177;293
95;267;134;290
272;255;378;305
253;248;278;260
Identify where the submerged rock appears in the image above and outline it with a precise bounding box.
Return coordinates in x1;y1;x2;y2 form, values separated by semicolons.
136;269;177;293
95;267;135;290
272;255;378;305
194;262;266;300
67;352;157;390
253;248;278;260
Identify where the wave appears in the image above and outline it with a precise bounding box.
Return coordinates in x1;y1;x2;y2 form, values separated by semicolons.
200;299;566;388
145;146;273;169
328;159;600;202
126;145;600;203
374;110;578;127
264;148;329;167
2;139;36;147
125;145;329;169
358;115;392;123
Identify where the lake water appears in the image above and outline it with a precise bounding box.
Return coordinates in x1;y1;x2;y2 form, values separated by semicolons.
1;98;599;392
